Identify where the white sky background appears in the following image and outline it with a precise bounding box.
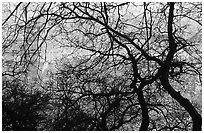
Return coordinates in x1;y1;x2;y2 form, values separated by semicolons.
2;1;201;70
1;2;202;82
39;2;202;75
1;1;202;91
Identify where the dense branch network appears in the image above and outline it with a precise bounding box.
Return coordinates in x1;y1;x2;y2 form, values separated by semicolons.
2;2;202;131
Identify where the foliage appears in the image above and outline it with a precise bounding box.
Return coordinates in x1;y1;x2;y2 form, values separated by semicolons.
2;78;51;130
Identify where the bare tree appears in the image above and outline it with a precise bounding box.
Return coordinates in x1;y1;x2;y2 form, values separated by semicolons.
2;2;202;131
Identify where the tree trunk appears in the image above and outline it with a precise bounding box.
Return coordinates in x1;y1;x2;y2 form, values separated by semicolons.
161;2;202;130
137;85;149;131
160;74;202;130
